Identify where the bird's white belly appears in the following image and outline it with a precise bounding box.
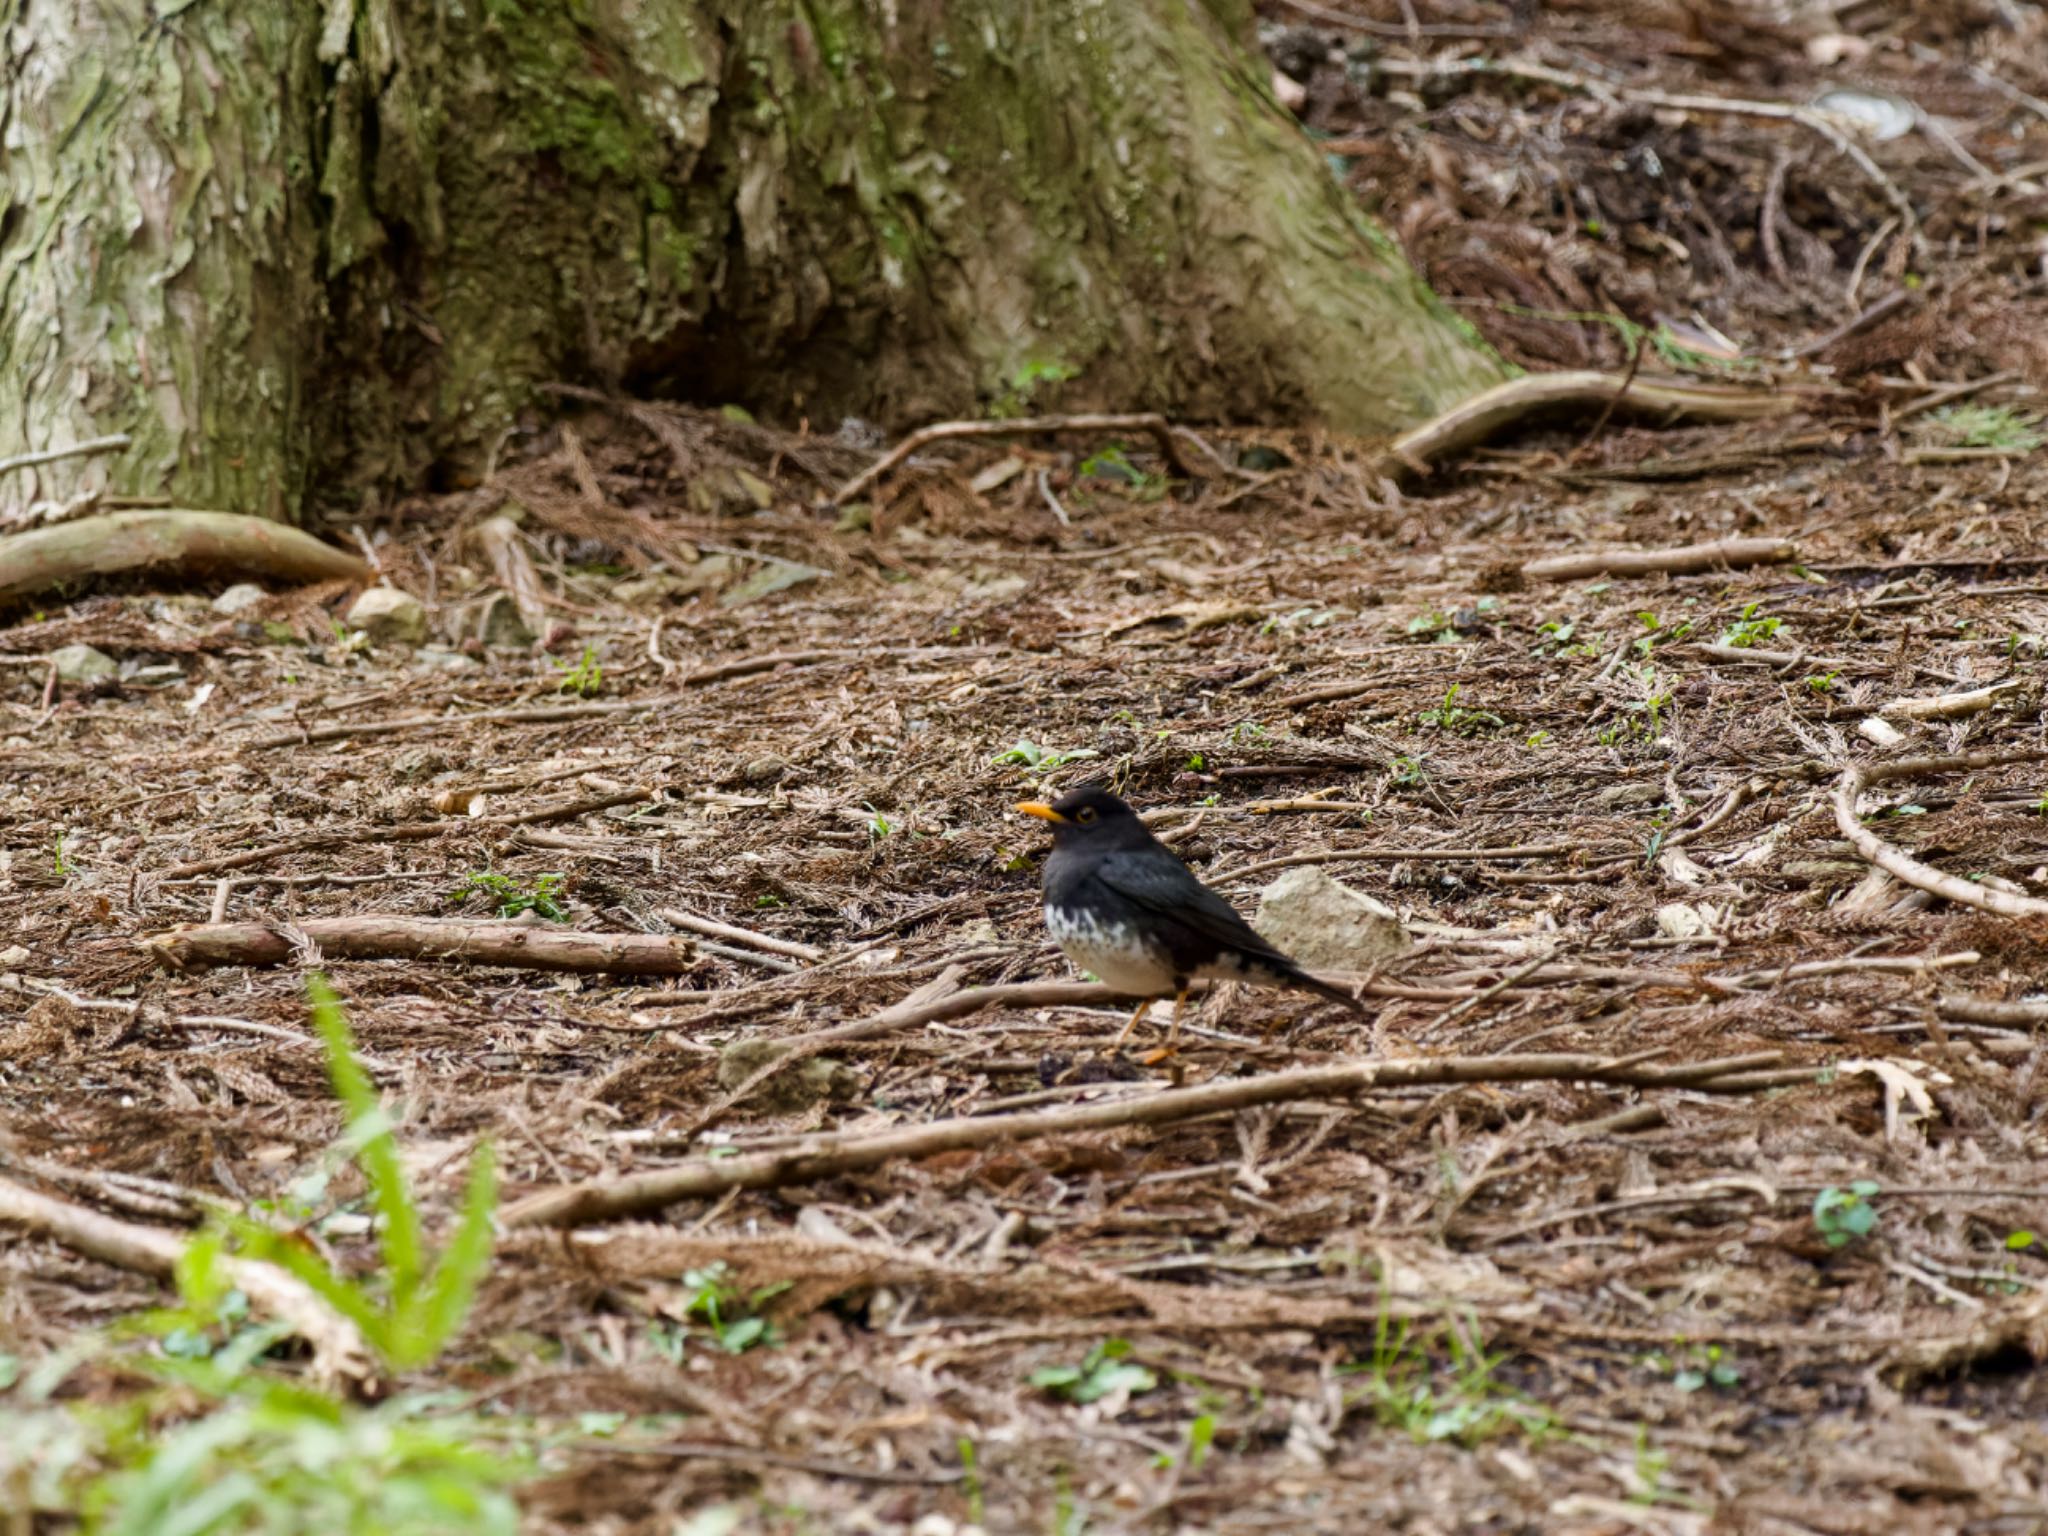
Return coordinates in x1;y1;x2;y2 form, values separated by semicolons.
1045;906;1177;995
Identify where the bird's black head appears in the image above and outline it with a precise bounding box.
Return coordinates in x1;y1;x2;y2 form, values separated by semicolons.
1013;785;1150;848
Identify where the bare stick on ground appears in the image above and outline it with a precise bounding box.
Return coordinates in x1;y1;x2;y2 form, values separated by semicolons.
1832;751;2048;919
143;915;702;975
0;510;370;598
1522;537;1797;582
504;1048;1818;1228
0;1173;368;1383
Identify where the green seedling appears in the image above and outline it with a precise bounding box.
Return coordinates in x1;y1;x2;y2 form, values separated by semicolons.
448;870;569;921
991;740;1100;773
1029;1338;1158;1404
1813;1181;1881;1248
1078;443;1167;498
1343;1298;1554;1446
1717;601;1782;649
554;644;603;698
1927;403;2043;453
1418;683;1504;737
1633;611;1693;656
673;1263;790;1353
1643;1341;1740;1393
1405;609;1464;644
992;358;1076;418
1804;672;1838;693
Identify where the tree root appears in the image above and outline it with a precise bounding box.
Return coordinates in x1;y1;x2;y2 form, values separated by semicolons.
0;510;369;598
1383;371;1820;478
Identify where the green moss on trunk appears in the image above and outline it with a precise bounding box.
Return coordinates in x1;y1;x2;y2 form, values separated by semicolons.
2;0;1503;522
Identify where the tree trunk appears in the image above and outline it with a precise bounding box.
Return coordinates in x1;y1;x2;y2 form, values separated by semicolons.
1;0;1505;524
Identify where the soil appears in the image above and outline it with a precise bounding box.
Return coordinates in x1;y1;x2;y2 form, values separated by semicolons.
7;1;2048;1531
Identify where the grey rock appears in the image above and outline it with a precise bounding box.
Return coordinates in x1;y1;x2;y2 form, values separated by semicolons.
48;644;117;685
1253;866;1411;972
211;582;267;615
345;586;428;646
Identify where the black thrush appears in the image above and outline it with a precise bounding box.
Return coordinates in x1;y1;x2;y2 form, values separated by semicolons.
1015;786;1368;1044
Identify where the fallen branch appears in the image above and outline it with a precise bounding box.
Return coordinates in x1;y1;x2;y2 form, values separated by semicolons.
1522;536;1796;583
246;651;846;749
1832;751;2048;920
159;786;656;880
1877;680;2025;721
1937;994;2048;1028
0;509;371;598
825;413;1199;507
503;1048;1821;1228
1682;642;1852;671
0;1173;368;1384
1384;372;1813;477
657;907;824;962
143;915;700;975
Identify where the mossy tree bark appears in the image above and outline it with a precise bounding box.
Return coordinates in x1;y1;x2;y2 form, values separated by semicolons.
1;0;1504;524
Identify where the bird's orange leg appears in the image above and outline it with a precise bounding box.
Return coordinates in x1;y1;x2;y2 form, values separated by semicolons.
1113;998;1151;1048
1166;987;1190;1048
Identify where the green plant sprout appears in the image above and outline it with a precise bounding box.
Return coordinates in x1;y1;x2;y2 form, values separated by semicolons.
1813;1181;1881;1248
1717;601;1781;649
991;740;1100;773
673;1263;790;1353
1029;1338;1157;1404
448;870;569;921
1927;403;2043;453
554;644;603;698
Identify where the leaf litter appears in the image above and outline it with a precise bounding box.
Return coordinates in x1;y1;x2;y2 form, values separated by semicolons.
10;0;2048;1528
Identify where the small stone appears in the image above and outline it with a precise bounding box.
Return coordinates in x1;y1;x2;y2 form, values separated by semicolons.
0;945;30;968
478;592;535;650
211;582;267;615
1253;866;1411;972
412;646;475;673
1654;903;1717;940
48;644;117;685
345;586;428;647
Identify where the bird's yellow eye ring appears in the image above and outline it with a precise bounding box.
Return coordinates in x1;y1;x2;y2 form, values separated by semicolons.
1075;806;1097;824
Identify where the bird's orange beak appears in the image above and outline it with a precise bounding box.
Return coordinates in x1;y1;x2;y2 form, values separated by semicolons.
1013;801;1067;823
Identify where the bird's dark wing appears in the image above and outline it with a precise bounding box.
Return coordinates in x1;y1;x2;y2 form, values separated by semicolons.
1091;849;1296;971
1090;849;1369;1015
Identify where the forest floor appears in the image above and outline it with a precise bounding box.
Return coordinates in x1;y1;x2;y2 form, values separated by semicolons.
8;2;2048;1533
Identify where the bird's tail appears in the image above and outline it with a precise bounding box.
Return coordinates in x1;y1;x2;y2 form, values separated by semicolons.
1291;964;1372;1017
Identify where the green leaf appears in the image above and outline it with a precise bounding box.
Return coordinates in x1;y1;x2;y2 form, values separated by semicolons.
404;1142;498;1368
2008;1230;2036;1251
308;975;423;1300
1029;1365;1084;1391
